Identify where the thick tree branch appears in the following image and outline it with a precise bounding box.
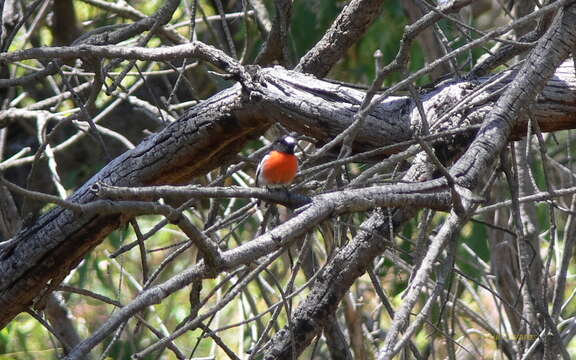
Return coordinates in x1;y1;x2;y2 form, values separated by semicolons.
452;5;576;188
295;0;386;77
380;5;576;359
0;58;575;331
261;4;576;359
63;180;451;358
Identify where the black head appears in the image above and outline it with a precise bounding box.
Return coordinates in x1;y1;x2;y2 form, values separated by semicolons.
273;136;297;154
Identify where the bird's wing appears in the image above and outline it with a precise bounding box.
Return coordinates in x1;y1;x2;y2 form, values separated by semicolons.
255;154;269;187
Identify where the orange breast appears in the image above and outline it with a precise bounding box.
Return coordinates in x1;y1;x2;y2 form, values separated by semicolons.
262;151;298;184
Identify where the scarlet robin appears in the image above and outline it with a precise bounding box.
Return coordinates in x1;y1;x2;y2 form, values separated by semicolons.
256;136;298;189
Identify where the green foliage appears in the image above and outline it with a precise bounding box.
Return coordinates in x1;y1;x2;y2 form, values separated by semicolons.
457;221;489;281
332;1;409;85
290;0;341;59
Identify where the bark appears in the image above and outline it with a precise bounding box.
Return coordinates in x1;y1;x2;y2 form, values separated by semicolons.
44;293;90;358
254;0;292;66
451;6;576;189
0;183;21;239
262;5;576;357
402;0;452;80
262;209;405;360
51;0;81;46
0;59;576;330
295;0;386;77
0;84;269;328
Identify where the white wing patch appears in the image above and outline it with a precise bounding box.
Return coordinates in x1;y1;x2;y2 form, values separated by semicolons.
255;153;270;187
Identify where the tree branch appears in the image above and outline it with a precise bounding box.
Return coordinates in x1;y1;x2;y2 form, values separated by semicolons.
1;58;576;333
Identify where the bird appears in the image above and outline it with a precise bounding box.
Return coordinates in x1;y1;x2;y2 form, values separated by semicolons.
255;136;298;189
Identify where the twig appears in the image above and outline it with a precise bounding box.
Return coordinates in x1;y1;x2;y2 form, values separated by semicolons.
1;41;243;76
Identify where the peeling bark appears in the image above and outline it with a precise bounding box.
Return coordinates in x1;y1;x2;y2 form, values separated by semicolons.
1;59;576;329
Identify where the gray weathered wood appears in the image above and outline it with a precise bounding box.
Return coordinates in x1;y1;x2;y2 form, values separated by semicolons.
1;61;576;329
